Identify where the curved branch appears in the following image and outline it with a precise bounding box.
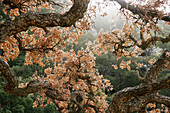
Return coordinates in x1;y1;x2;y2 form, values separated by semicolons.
14;35;60;52
140;35;170;50
148;35;170;44
0;0;90;43
107;50;170;113
0;59;17;90
117;76;169;101
0;59;67;102
0;59;40;96
106;76;170;113
142;50;170;85
128;94;170;113
113;50;170;100
45;90;66;101
129;35;170;50
113;0;170;22
149;94;170;108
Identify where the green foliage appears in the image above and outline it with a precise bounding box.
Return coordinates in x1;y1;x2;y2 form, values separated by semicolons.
8;52;26;67
12;105;25;113
43;104;57;113
11;64;44;79
95;51;169;98
95;53;141;91
0;76;58;113
0;109;12;113
106;93;115;104
0;27;169;111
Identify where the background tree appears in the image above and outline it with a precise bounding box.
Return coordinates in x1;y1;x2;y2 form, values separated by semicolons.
0;0;170;113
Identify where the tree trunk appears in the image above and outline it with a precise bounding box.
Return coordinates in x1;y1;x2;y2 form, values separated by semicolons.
106;50;170;113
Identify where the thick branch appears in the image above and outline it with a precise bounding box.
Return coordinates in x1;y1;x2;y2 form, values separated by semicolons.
140;35;170;50
107;50;170;113
0;59;41;96
129;35;170;50
0;59;66;102
116;76;169;102
14;35;60;52
106;76;170;113
0;59;17;90
148;35;170;44
45;90;66;101
142;50;170;85
113;0;170;22
107;50;170;112
149;94;170;108
128;94;170;113
0;0;90;43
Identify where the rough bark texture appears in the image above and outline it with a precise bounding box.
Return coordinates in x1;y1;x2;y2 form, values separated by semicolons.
0;0;90;100
106;50;170;113
0;59;41;97
142;50;170;85
0;58;68;102
1;50;169;112
0;0;90;43
0;0;170;112
114;0;170;22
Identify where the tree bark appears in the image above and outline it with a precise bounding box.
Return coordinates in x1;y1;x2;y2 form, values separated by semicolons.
113;0;170;22
1;50;169;112
0;0;170;112
0;0;90;43
106;50;170;113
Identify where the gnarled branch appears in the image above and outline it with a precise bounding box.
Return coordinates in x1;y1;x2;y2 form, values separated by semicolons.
129;35;170;50
106;50;170;113
14;35;60;52
113;0;170;22
106;76;170;113
142;49;170;85
0;0;90;43
0;59;40;96
0;59;67;102
128;94;170;113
